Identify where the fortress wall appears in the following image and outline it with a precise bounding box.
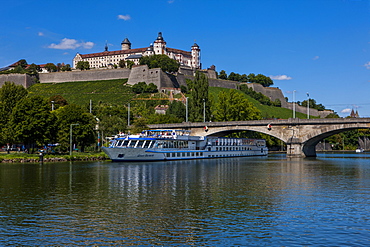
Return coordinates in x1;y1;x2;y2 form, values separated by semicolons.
39;68;131;83
182;75;238;89
284;102;332;118
0;74;36;88
244;83;289;108
128;65;165;88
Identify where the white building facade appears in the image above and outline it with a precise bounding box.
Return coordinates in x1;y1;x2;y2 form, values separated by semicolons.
73;32;201;70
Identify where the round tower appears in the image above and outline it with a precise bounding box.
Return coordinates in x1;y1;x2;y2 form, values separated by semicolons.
121;38;131;50
191;43;201;69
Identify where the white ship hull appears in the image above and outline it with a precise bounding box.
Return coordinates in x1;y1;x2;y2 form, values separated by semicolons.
103;129;268;162
103;144;268;162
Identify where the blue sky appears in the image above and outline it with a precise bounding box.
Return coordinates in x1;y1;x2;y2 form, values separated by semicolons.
1;0;369;117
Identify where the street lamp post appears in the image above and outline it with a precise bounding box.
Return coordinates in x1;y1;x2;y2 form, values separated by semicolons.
70;123;79;156
293;90;296;118
203;99;206;122
186;97;189;122
51;101;55;111
307;92;310;119
127;103;130;126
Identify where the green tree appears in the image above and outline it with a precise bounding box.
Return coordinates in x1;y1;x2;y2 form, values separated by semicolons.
228;72;241;81
139;54;180;73
61;64;72;71
126;60;134;69
180;85;188;94
10;96;57;153
76;61;90;70
0;82;28;144
95;104;128;137
189;71;210;122
17;59;28;68
45;63;58;72
119;60;126;68
132;82;147;94
213;90;261;121
146;83;158;93
130;118;148;134
147;114;182;124
248;73;273;87
300;99;326;111
54;104;96;152
27;63;41;75
49;95;68;110
218;70;228;80
167;100;186;121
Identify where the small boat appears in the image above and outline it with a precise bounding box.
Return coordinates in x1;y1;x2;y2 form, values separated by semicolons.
102;129;268;162
356;148;364;153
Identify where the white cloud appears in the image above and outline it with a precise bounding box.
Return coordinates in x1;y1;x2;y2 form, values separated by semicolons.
118;14;131;21
341;108;351;113
38;32;44;36
312;56;319;60
269;75;292;80
48;38;94;50
364;61;370;69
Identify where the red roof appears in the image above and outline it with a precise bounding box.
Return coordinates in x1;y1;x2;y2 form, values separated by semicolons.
80;48;147;59
79;47;191;59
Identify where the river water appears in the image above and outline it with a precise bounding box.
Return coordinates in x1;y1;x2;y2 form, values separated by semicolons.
1;153;370;246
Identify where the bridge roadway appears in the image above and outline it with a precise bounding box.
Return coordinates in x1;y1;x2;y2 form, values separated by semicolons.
148;118;370;157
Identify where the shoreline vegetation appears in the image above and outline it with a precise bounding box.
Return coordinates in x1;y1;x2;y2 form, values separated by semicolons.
0;152;109;163
1;150;366;164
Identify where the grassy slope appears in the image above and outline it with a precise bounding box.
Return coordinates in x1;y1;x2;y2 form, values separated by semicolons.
28;80;305;119
209;87;310;119
28;79;133;106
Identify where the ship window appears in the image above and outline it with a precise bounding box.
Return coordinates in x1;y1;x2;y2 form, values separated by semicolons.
143;141;150;148
177;153;181;157
187;153;190;156
116;140;123;146
118;154;124;158
136;140;144;148
128;140;137;148
172;153;176;157
191;153;195;156
166;153;171;157
182;153;185;157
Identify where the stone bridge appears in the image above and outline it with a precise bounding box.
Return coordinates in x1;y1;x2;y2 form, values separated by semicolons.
148;118;370;157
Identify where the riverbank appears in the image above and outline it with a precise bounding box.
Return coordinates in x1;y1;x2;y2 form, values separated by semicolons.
0;152;109;163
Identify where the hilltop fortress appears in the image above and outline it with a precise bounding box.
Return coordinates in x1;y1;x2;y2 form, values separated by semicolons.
0;32;332;118
73;32;201;70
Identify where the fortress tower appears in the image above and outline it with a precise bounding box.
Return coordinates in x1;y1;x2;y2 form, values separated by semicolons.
121;38;131;50
191;43;201;69
153;32;166;55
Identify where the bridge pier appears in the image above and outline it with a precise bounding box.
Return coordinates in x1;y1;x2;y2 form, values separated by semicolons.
286;138;317;158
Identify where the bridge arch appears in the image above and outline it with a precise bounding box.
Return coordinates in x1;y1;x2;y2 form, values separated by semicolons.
148;118;370;157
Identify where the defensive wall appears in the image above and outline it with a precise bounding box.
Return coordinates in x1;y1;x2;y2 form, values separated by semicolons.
26;66;331;118
39;68;131;83
0;74;37;88
244;83;332;118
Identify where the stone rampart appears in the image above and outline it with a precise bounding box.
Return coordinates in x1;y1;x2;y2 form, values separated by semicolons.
127;65;180;89
0;74;37;88
39;68;131;83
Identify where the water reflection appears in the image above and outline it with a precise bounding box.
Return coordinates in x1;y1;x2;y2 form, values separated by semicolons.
0;155;370;245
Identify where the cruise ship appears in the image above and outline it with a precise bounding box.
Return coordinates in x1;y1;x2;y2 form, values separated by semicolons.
102;129;268;162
